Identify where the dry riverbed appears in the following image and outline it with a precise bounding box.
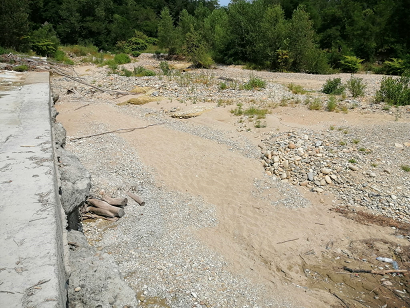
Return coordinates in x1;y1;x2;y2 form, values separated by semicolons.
53;54;410;307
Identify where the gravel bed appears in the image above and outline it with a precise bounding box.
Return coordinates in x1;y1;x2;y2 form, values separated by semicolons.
66;128;295;307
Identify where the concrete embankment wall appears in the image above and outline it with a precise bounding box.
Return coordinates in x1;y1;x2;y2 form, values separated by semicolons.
0;72;67;307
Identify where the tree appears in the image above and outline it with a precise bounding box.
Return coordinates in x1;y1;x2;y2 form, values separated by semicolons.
158;7;182;54
0;0;30;50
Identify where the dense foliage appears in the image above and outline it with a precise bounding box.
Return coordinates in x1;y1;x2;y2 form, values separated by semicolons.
1;0;410;73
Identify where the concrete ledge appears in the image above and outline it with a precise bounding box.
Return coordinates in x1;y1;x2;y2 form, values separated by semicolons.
0;72;66;307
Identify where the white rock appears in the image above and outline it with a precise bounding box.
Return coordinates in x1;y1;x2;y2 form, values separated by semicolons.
321;168;332;175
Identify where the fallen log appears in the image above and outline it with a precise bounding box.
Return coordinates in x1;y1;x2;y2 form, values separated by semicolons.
127;192;145;206
101;195;128;207
87;199;125;217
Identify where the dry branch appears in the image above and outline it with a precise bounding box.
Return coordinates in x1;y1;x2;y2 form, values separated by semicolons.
70;123;164;141
343;266;407;275
127;192;145;206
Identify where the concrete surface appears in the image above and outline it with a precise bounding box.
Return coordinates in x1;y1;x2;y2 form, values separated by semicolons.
0;71;66;307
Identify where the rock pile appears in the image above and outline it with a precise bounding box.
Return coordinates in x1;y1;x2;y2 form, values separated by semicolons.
260;129;410;222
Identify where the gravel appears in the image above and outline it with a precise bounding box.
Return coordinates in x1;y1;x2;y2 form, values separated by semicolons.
52;55;410;307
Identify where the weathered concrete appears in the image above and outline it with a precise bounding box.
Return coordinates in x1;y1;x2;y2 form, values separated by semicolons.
0;72;67;307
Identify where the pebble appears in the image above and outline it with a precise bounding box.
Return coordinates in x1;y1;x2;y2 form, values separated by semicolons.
75;287;81;292
349;165;359;171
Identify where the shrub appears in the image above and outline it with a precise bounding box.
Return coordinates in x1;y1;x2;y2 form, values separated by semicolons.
288;83;306;94
346;75;366;97
160;61;171;75
322;78;345;95
384;58;405;75
308;98;322;110
243;107;269;119
243;76;266;90
114;53;131;64
121;68;133;77
133;66;156;77
326;96;337;111
219;82;227;90
339;55;363;73
131;51;141;57
375;76;410;105
13;65;29;72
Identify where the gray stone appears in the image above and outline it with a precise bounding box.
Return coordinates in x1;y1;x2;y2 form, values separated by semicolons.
307;172;314;181
67;231;138;308
57;148;91;216
54;122;66;148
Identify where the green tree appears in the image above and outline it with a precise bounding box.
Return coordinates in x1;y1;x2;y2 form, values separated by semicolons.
158;7;181;55
0;0;30;50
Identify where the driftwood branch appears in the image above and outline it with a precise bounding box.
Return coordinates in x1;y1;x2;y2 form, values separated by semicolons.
127;192;145;206
82;213;118;222
277;238;299;245
87;199;125;217
101;195;128;207
70;123;164;141
343;266;407;275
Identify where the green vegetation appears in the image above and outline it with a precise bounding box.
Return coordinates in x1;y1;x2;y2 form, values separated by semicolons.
308;98;322;110
352;139;360;144
243;76;266;90
401;165;410;172
375;76;410;106
133;66;156;77
346;76;366;97
113;53;131;65
348;159;357;164
13;65;29;72
159;61;171;76
322;78;345;95
326;96;337;112
231;104;269;119
1;0;410;74
288;83;306;94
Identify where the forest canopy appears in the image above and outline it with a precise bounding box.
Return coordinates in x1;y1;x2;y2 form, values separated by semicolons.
1;0;409;73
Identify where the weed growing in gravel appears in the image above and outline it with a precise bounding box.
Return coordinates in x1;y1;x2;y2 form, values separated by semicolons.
340;105;349;113
288;83;306;94
13;65;29;72
114;53;131;64
346;75;366;97
216;99;233;107
339;141;346;146
160;61;171;75
358;147;366;152
244;107;270;119
401;165;410;172
349;158;358;164
231;103;243;116
327;96;337;111
280;98;289;106
243;75;266;90
322;78;345;95
330;125;335;130
121;68;133;77
219;82;227;90
382;105;391;111
254;120;267;128
133;66;156;77
308;98;322;110
352;139;360;144
371;163;378;167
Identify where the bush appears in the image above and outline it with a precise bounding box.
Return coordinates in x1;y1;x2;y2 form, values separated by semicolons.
30;24;59;57
13;65;29;72
384;58;406;75
288;83;306;94
375;76;410;106
322;78;345;95
346;75;366;97
133;66;156;77
243;76;266;90
65;44;98;56
131;51;141;57
339;55;363;73
114;53;131;64
326;96;337;111
308;98;322;110
160;61;171;75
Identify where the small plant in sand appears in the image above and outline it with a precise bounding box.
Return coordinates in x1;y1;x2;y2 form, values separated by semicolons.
346;75;366;97
288;83;306;94
254;120;267;128
401;165;410;172
348;158;358;164
308;98;322;110
326;96;337;112
352;139;360;144
322;78;345;95
243;75;266;90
